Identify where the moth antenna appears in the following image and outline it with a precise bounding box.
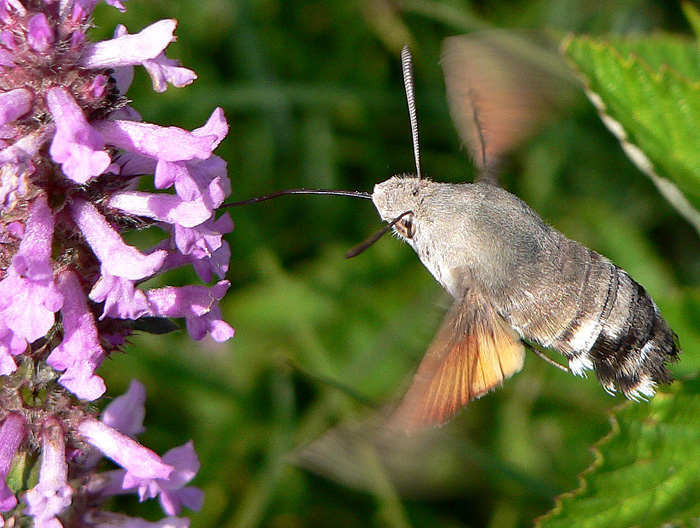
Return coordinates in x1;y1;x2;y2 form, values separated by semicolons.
345;211;413;259
223;189;371;207
401;45;422;179
524;342;570;373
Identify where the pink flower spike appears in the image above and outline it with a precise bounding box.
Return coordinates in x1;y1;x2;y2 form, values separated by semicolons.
0;88;32;126
108;190;213;229
46;87;111;183
47;269;106;400
80;19;177;69
0;414;26;512
78;419;173;480
23;419;73;527
95;120;216;162
27;13;54;52
70;198;167;280
101;379;146;438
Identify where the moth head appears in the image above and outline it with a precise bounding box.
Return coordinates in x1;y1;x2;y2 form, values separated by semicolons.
371;175;428;242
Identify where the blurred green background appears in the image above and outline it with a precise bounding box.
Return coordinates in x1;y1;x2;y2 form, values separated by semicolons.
92;1;699;527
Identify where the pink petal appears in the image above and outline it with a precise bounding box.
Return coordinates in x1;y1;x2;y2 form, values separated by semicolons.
0;345;18;375
70;199;167;280
46;87;111;183
0;414;26;511
96;120;216;162
108;190;212;228
146;281;234;342
78;419;173;480
155;159;228;210
27;13;54;52
10;193;54;272
0;88;32;126
80;19;177;69
89;274;151;320
101;379;146;438
143;53;196;93
47;269;106;400
192;108;228;149
23;420;73;525
0;196;63;342
72;0;128;16
0;324;28;376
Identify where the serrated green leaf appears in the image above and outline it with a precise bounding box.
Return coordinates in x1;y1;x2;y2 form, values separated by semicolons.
563;36;700;231
589;35;700;81
537;378;700;528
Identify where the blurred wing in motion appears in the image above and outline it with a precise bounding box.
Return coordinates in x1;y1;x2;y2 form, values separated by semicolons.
441;31;578;183
389;290;526;431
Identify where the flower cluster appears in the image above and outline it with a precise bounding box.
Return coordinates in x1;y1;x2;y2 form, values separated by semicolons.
0;0;234;525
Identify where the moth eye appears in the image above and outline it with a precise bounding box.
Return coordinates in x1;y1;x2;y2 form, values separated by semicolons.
412;188;419;197
395;214;416;239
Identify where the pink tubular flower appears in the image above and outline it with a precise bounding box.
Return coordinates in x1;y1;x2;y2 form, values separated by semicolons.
78;419;173;481
47;269;106;400
0;195;62;366
46;86;111;183
69;198;168;281
91;440;205;517
0;0;231;525
79;381;201;525
23;420;73;528
147;281;234;342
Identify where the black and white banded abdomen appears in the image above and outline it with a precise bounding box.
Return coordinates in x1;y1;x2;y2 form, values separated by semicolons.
505;247;680;400
572;263;678;399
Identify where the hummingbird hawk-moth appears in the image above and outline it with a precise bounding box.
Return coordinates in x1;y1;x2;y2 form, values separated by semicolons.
226;34;681;431
376;36;680;430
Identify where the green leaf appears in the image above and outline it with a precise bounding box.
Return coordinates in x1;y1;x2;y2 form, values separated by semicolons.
682;1;700;39
536;378;700;528
562;36;700;232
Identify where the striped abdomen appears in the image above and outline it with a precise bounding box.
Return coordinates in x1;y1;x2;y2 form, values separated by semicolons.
504;243;680;399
